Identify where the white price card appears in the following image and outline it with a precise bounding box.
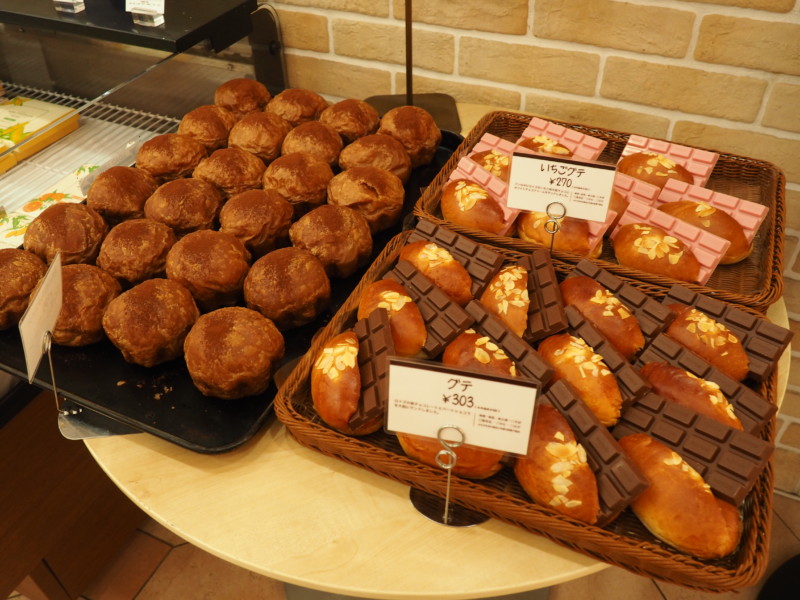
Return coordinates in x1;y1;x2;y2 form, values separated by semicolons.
18;254;62;383
126;0;165;13
386;358;539;456
507;153;616;223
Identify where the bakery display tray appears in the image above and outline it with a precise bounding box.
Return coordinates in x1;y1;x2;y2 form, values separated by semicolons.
414;111;786;313
274;229;776;592
0;131;462;453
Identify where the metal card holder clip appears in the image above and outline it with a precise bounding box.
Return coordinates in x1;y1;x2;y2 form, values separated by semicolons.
544;201;566;253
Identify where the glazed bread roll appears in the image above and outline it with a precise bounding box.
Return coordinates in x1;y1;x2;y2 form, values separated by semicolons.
281;120;344;167
24;202;108;265
177;104;238;152
441;179;508;235
517;212;600;258
184;306;285;399
658;200;751;264
326;166;405;234
48;264;121;347
319;98;380;144
377;105;441;168
357;279;426;357
398;240;473;306
288;205;373;278
311;330;382;436
639;362;743;430
612;223;701;283
616;152;694;189
144;178;223;237
213;78;271;118
338;133;412;183
559;276;645;360
618;433;742;559
469;149;511;181
102;278;199;367
97;218;177;285
262;152;334;218
265;88;329;127
479;263;530;338
442;328;518;378
135;133;207;182
218;189;294;258
514;403;600;524
227;111;292;164
0;248;47;330
517;135;573;157
85;165;159;223
192;146;266;198
665;304;749;382
538;333;623;427
244;246;331;330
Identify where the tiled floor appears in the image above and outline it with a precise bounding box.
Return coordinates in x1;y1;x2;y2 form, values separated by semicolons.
7;489;800;600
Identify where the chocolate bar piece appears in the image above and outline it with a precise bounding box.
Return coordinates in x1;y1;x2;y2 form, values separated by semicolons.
636;333;776;436
571;258;675;343
565;305;652;407
516;249;568;343
348;308;395;431
386;260;474;358
543;380;648;526
612;392;773;506
407;218;504;298
464;300;554;387
662;284;793;383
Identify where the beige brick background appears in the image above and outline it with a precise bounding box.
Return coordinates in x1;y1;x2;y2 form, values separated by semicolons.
266;0;800;496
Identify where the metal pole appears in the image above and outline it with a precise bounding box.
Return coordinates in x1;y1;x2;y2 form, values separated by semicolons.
405;0;413;105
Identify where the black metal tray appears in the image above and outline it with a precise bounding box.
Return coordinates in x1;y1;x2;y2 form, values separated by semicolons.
0;131;461;453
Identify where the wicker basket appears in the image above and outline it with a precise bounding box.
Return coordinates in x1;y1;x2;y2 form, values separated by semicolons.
274;230;776;593
413;111;786;313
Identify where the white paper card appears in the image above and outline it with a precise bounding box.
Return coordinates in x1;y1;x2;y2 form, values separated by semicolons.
126;0;165;13
18;254;62;383
507;153;615;222
386;359;538;455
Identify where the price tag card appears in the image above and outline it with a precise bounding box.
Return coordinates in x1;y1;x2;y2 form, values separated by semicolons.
386;358;539;456
18;254;62;383
507;153;616;223
126;0;165;12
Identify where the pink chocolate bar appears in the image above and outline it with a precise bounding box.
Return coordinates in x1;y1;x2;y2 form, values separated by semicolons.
469;133;517;160
656;179;768;244
514;117;607;161
613;172;661;206
447;156;518;234
619;135;719;187
611;198;730;285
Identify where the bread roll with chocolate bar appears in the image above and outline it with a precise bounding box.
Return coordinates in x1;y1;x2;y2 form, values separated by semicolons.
311;331;381;435
538;333;623;427
469;149;510;181
616;152;694;189
377;105;441;168
659;200;751;265
517;135;573;157
517;212;600;258
0;248;47;331
618;433;742;559
24;202;108;265
265;88;329;127
178;104;238;152
613;223;701;283
357;279;426;357
441;179;508;235
319;98;380;144
399;240;473;307
214;78;271;118
559;276;644;360
442;328;517;378
479;264;529;338
639;362;743;430
514;403;600;524
665;304;749;382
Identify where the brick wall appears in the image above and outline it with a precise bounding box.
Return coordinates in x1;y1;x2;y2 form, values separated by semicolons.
264;0;800;495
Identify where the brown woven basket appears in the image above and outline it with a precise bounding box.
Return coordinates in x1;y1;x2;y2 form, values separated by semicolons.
274;230;776;593
413;111;786;313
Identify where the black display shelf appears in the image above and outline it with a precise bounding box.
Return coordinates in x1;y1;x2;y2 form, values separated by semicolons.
0;0;257;53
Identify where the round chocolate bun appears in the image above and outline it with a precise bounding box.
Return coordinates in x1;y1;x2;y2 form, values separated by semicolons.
377;105;441;168
24;202;108;265
338;133;412;183
319;98;380;144
97;218;178;285
219;189;294;258
281;120;343;167
0;248;47;331
143;178;223;237
135;133;207;182
228;111;292;164
184;306;285;399
49;264;121;347
326;166;405;233
192;146;266;198
178;104;239;151
85;165;159;223
102;278;199;367
213;78;271;118
165;229;251;312
261;152;334;218
265;88;329;127
244;246;331;330
288;204;373;278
